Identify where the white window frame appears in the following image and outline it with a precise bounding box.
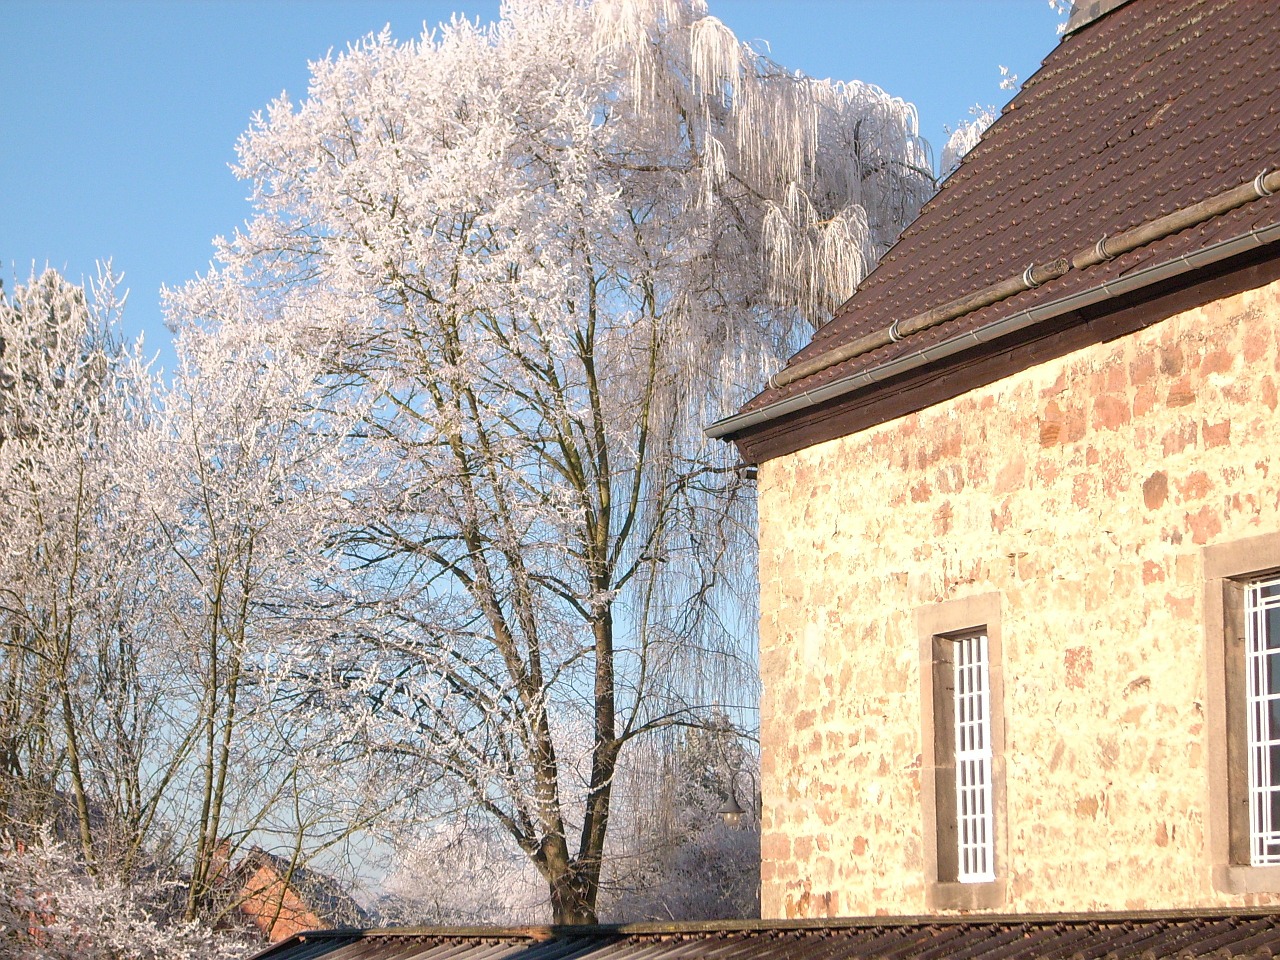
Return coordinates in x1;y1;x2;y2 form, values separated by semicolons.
1246;575;1280;866
953;634;996;883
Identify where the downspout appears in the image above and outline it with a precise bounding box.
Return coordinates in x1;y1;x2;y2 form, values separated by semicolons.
706;170;1279;442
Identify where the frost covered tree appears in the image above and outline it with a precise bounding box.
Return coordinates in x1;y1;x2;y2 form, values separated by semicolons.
0;269;372;940
0;829;246;960
600;724;759;921
151;316;375;921
940;107;995;178
168;0;933;923
0;270;253;954
0;267;159;873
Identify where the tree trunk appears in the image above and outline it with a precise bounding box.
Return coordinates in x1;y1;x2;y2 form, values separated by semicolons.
549;867;597;925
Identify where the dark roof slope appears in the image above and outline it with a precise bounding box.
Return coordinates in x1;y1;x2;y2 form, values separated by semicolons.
712;0;1280;462
251;910;1280;960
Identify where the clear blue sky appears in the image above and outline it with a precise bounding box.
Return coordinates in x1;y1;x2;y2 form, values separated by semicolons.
1;1;1062;372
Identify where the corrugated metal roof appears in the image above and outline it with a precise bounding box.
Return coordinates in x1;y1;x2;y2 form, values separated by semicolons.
249;910;1280;960
725;0;1280;444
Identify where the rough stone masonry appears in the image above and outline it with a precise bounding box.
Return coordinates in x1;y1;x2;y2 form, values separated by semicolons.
757;277;1280;918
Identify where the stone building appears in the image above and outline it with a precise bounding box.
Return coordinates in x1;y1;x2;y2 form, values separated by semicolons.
708;0;1280;921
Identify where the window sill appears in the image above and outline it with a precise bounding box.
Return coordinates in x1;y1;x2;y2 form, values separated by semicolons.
1213;864;1280;894
926;878;1007;911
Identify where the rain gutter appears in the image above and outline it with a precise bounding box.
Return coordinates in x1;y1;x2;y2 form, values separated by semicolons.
706;176;1280;443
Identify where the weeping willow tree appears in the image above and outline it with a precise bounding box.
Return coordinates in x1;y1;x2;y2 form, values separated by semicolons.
169;0;933;923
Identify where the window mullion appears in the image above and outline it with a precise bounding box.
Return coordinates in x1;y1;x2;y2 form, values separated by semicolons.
954;634;995;883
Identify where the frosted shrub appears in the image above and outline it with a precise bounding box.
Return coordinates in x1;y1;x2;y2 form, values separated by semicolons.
0;831;248;960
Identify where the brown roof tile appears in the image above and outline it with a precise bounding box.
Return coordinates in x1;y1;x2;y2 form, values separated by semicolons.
725;0;1280;438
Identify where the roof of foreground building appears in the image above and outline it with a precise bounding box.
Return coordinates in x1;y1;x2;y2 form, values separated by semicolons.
708;0;1280;463
250;910;1280;960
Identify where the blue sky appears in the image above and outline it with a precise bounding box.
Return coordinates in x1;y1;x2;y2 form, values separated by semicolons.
1;1;1062;372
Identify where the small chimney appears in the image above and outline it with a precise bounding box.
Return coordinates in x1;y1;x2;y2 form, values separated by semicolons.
1065;0;1134;35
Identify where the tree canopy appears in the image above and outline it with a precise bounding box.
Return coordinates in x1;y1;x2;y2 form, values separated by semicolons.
167;0;934;924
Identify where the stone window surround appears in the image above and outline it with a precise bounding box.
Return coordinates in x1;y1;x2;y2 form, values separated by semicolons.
917;592;1008;911
1204;530;1280;893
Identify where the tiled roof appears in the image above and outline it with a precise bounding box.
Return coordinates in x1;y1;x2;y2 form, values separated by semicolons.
723;0;1280;439
251;910;1280;960
259;851;372;929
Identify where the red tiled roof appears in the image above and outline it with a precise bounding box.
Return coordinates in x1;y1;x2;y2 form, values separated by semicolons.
723;0;1280;440
251;910;1280;960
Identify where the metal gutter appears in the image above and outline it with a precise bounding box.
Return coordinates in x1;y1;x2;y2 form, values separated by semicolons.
705;217;1280;441
767;171;1280;394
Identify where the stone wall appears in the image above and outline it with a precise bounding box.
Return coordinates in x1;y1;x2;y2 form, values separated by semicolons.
756;277;1280;918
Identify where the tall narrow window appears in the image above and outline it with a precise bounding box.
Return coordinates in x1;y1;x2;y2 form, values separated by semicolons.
918;593;1006;909
953;634;995;883
1246;575;1280;866
1203;534;1280;893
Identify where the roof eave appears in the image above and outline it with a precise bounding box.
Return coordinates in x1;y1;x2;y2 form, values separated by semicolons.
705;218;1280;445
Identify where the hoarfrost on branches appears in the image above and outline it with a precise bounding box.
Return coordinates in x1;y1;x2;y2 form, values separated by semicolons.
167;0;934;924
940;106;996;178
154;314;376;921
379;820;549;926
0;267;376;947
599;724;759;921
0;829;246;960
0;267;163;876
